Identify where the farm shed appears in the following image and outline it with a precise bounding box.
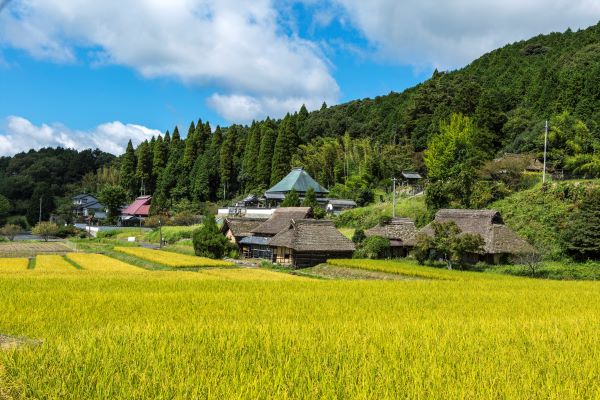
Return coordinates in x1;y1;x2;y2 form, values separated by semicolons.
221;218;264;246
365;218;417;257
326;199;357;215
241;207;313;260
268;219;356;268
420;209;536;264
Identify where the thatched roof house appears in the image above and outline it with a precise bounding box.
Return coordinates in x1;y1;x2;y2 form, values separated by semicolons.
269;219;355;268
221;218;264;245
420;209;536;264
251;207;312;236
365;218;417;257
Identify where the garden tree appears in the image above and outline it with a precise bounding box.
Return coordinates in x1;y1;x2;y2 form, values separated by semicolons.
351;228;366;244
98;185;127;224
256;119;277;187
219;126;237;199
54;198;75;225
119;140;138;198
271;114;297;185
414;221;485;269
26;184;55;225
240;122;261;190
0;224;20;241
424;113;485;209
135;140;153;194
355;236;390;259
281;188;300;207
563;189;600;260
32;221;59;242
192;213;230;259
302;188;325;218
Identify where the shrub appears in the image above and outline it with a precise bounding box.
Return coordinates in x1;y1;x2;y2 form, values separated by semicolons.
192;213;231;259
0;224;21;241
6;215;29;230
171;211;201;226
32;222;60;242
355;236;390;259
56;225;86;239
352;229;366;244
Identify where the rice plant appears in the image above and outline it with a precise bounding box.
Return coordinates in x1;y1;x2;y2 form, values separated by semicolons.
66;253;146;273
33;255;77;272
1;260;599;398
114;247;234;268
0;258;29;272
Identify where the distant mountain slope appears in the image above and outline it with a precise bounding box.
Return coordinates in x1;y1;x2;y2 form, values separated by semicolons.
301;22;600;153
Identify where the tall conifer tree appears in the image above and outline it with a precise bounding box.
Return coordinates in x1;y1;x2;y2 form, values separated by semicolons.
119;139;138;198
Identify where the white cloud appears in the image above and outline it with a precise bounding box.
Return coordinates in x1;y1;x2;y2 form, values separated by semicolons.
333;0;600;69
0;116;160;156
0;0;339;122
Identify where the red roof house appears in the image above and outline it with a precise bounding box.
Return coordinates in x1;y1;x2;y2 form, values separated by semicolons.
121;195;152;217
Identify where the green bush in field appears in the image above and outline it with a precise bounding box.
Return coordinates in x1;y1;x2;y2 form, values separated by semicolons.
355;236;390;259
31;221;59;242
0;224;21;241
192;214;230;259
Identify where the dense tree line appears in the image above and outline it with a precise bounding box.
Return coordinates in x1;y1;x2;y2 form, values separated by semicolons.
3;23;600;225
0;148;114;225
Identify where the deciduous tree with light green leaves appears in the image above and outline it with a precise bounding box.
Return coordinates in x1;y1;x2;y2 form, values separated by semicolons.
424;113;485;210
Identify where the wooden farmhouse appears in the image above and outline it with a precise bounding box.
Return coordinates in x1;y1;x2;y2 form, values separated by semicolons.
365;218;417;257
420;209;536;264
268;219;356;268
220;218;264;247
239;207;312;259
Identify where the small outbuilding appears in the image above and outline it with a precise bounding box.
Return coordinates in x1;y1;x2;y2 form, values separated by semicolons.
221;218;264;246
268;219;356;268
420;209;536;264
365;218;417;257
326;199;357;215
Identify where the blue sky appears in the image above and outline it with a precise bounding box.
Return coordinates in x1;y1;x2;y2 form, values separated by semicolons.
0;0;599;155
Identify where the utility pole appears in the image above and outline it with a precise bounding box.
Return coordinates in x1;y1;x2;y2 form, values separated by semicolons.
543;120;548;184
392;177;397;218
38;195;43;224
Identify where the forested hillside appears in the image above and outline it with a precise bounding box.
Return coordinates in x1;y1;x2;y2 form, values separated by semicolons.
2;22;600;223
0;148;114;225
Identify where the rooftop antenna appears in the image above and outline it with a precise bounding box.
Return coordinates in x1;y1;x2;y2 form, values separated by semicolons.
543;120;548;184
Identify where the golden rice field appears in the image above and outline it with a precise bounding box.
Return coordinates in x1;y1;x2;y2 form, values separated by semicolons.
66;253;145;273
114;246;235;268
33;255;77;272
0;258;29;272
1;259;600;398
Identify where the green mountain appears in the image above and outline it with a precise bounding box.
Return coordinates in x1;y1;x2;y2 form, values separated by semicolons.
3;22;600;222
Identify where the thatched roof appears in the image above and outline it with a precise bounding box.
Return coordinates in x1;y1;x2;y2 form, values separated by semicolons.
221;218;264;238
365;218;417;246
420;209;535;255
269;219;356;252
251;207;312;236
